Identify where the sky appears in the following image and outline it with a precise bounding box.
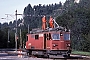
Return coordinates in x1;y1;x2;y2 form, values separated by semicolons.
0;0;66;24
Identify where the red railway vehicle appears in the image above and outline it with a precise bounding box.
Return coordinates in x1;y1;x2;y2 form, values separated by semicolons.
26;16;71;57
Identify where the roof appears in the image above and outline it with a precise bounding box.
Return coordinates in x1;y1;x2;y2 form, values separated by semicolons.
29;26;66;34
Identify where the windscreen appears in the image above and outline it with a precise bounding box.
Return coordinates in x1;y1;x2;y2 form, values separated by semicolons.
52;33;60;40
64;33;70;40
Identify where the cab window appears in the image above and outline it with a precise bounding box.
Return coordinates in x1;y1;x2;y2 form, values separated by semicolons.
47;33;51;40
35;35;39;40
64;34;70;40
26;35;28;41
52;33;60;40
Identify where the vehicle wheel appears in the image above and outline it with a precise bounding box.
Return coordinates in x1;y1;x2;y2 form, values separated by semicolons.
67;54;70;57
63;55;67;57
63;54;70;57
47;54;49;58
26;52;29;56
43;54;49;58
26;51;32;57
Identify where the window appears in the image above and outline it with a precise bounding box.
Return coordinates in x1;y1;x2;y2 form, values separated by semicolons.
47;34;49;40
35;35;39;40
26;35;28;41
46;33;51;40
64;34;70;40
52;33;60;40
49;33;51;40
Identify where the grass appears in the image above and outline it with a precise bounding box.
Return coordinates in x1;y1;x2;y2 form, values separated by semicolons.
71;50;90;56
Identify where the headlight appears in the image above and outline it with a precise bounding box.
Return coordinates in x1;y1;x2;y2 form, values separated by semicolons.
28;43;31;46
67;44;70;47
53;44;58;47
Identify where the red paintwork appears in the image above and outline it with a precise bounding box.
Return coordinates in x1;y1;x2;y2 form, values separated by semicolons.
26;34;43;49
26;31;71;51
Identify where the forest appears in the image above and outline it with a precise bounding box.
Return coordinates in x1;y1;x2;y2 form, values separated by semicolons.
0;0;90;52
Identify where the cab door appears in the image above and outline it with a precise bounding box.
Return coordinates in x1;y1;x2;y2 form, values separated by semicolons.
44;34;47;49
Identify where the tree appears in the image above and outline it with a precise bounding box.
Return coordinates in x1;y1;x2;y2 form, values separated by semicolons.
56;0;90;51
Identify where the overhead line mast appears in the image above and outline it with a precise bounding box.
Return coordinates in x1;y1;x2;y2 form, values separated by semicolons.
15;10;23;51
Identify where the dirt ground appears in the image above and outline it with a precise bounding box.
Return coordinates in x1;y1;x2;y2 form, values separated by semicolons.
49;56;90;60
54;58;90;60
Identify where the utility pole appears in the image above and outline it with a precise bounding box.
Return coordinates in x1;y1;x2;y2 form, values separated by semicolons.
5;14;10;48
28;24;29;33
15;10;23;51
20;29;22;48
7;30;10;47
15;10;18;51
1;14;14;48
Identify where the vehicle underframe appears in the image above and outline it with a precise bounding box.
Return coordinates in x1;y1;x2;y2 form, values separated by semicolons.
26;49;71;58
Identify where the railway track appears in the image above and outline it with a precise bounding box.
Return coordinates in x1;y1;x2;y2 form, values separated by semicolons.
49;55;90;60
1;49;89;60
27;54;85;60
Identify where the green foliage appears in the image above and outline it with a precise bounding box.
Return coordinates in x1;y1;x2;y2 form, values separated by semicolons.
23;3;62;29
0;29;7;48
72;50;90;56
56;0;90;52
